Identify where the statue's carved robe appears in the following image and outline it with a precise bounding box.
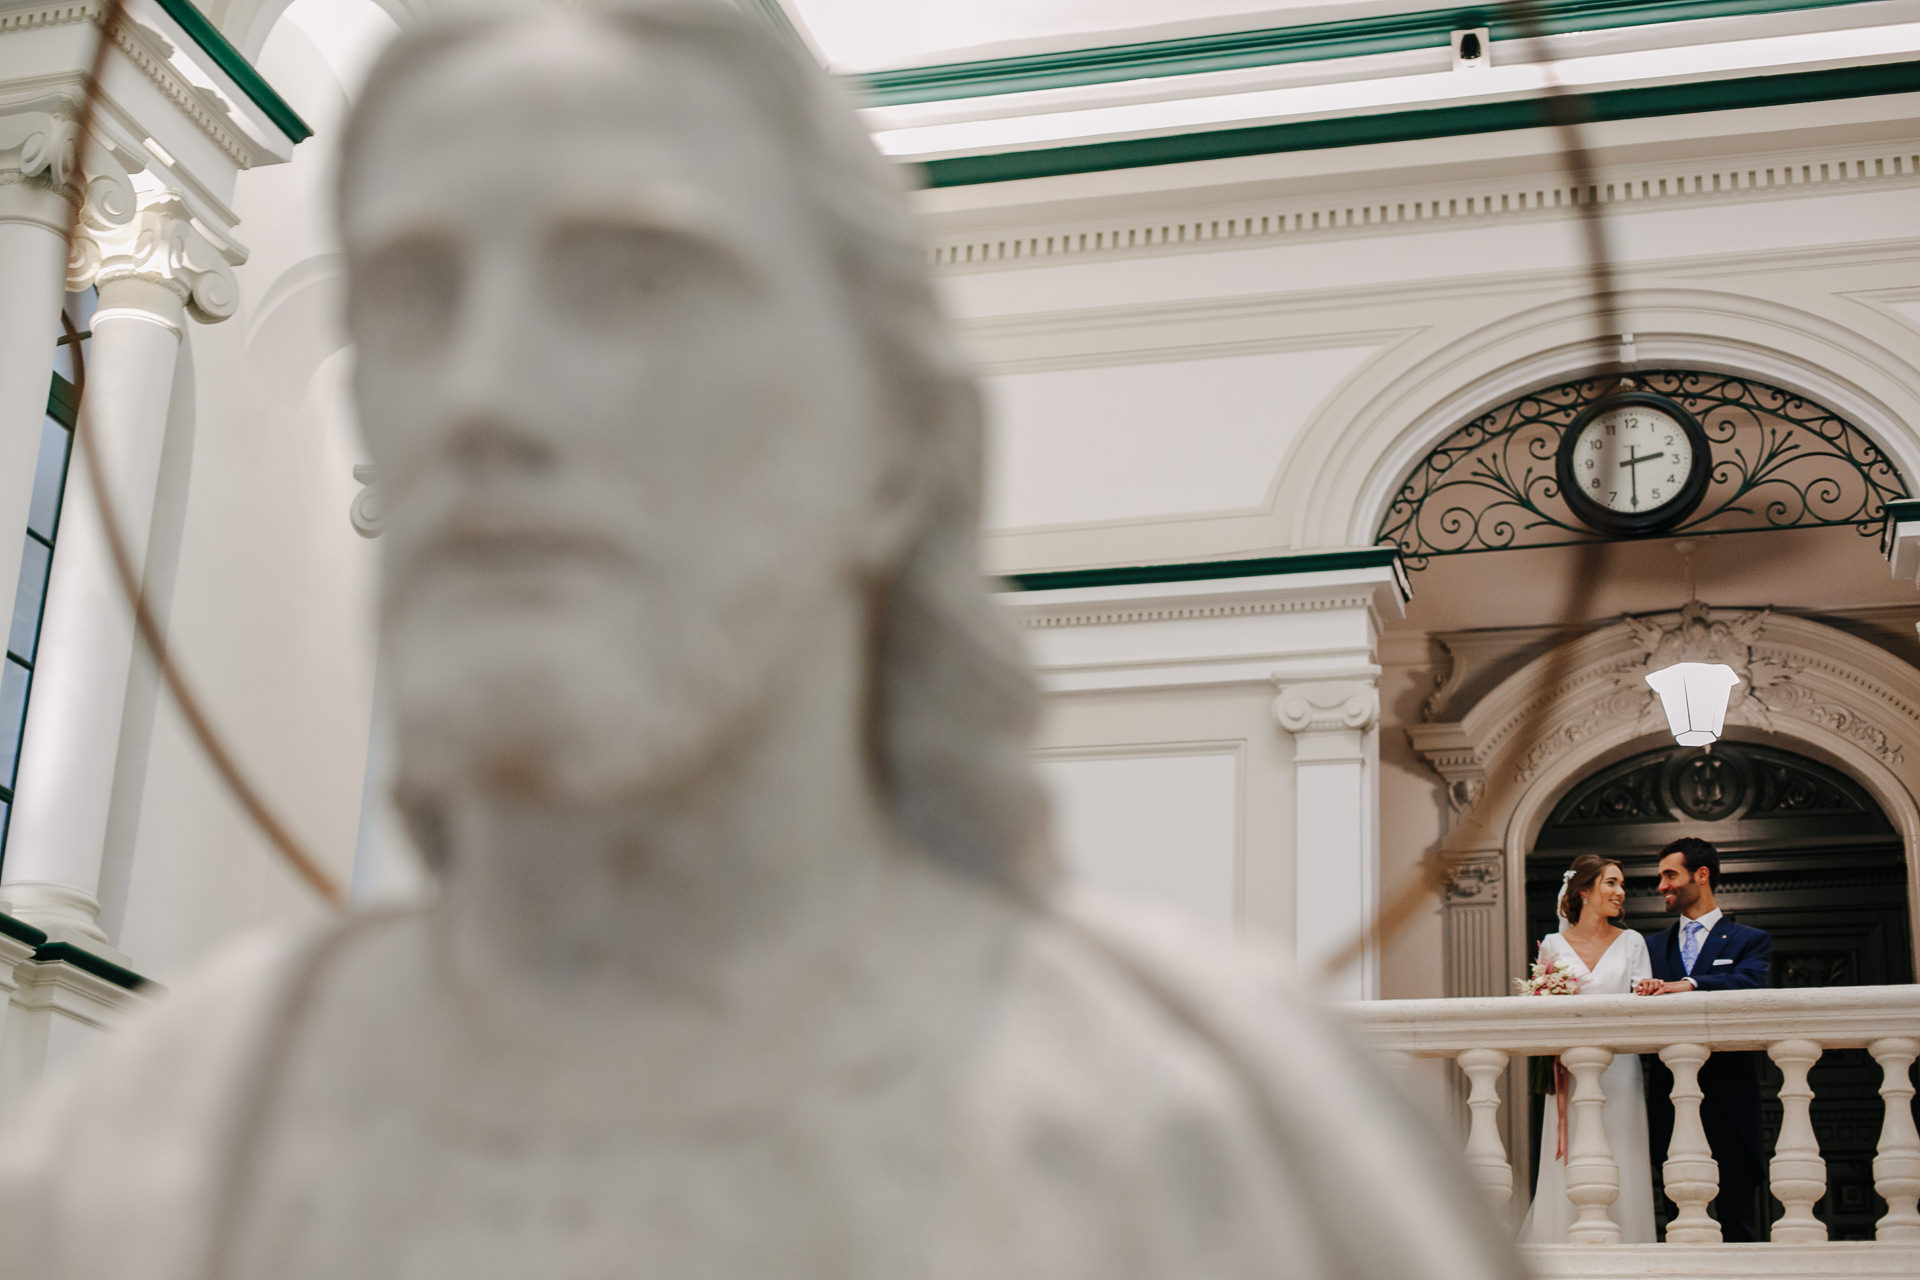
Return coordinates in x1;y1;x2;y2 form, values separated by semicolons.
0;894;1522;1279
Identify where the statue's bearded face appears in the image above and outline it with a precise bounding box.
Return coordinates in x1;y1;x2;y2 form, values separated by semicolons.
344;23;889;805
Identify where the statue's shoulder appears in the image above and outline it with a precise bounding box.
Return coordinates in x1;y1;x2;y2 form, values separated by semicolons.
998;889;1524;1280
0;921;343;1277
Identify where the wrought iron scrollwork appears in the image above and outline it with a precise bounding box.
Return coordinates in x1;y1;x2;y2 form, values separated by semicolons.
1377;370;1907;570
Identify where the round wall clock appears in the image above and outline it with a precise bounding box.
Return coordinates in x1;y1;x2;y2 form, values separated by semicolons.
1555;390;1712;536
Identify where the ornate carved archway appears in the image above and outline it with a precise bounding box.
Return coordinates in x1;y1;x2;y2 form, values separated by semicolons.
1410;604;1920;1001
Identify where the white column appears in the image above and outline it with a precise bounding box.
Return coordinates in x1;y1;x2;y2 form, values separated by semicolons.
1869;1036;1920;1243
1561;1044;1622;1245
0;192;234;950
1275;676;1381;999
0;110;133;637
1658;1041;1722;1243
1768;1038;1828;1243
1456;1047;1514;1212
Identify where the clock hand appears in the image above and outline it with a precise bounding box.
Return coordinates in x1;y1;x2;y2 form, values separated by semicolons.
1627;445;1639;507
1621;451;1666;468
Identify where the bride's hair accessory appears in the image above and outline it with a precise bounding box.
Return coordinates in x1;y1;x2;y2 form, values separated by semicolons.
1558;854;1624;925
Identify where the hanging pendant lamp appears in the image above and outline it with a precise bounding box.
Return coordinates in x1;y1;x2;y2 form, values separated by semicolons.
1644;661;1741;747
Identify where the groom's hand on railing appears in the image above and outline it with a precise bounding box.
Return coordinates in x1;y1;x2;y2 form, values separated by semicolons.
1634;977;1694;996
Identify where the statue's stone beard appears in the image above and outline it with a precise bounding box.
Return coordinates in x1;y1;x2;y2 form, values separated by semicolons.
384;585;788;814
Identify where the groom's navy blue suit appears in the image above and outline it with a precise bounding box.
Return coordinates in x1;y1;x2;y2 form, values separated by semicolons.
1643;917;1772;1242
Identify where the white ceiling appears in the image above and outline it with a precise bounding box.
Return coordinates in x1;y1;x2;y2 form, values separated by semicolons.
777;0;1368;73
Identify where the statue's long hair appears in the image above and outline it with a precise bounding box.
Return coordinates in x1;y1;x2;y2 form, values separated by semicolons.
339;1;1055;894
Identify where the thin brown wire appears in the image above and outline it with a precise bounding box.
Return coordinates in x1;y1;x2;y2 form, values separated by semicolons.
58;4;1622;944
59;0;343;906
1316;8;1625;982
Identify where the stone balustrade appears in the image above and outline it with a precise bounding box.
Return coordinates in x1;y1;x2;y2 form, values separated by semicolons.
1346;986;1920;1277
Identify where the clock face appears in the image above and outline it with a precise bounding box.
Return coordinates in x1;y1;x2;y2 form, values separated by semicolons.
1568;403;1696;515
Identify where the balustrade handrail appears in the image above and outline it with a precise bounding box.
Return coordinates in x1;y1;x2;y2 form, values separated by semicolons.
1336;984;1920;1251
1342;983;1920;1056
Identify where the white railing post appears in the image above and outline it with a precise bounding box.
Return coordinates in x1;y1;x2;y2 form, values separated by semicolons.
1560;1045;1621;1244
1768;1038;1828;1243
1456;1048;1512;1211
1658;1041;1721;1243
1869;1036;1920;1243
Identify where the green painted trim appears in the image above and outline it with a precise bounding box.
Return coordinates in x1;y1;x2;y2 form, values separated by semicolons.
1879;497;1920;557
739;0;809;55
1003;547;1405;593
861;0;1874;105
32;940;153;991
152;0;312;144
920;59;1920;186
0;911;48;948
46;374;77;429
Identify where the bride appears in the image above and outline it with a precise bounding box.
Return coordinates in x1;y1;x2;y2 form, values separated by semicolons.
1519;854;1656;1244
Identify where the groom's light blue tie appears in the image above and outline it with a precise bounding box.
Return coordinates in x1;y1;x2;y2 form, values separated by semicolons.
1681;920;1705;974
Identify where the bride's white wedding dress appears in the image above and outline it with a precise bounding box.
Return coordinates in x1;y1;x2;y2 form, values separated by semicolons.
1518;929;1656;1244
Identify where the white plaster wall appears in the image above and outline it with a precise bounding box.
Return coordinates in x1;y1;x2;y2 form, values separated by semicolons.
1032;685;1294;943
981;342;1383;531
1039;745;1242;928
112;7;395;981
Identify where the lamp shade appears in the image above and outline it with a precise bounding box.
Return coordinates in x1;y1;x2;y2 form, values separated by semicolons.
1643;662;1741;746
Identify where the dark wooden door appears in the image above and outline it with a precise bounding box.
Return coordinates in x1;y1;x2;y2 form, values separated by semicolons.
1529;740;1914;1240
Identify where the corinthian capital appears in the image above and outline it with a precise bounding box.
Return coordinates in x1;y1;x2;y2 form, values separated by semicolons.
90;191;238;324
0;106;135;249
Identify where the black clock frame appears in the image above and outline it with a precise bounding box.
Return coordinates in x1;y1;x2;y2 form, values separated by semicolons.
1554;390;1712;536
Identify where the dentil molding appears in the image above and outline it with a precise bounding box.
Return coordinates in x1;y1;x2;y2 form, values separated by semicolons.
923;142;1920;275
1;1;269;169
998;561;1404;694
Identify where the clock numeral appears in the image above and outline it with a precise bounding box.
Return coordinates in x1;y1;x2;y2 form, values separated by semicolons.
1608;490;1618;503
1665;436;1675;446
1591;479;1601;490
1668;474;1678;484
1583;459;1595;470
1626;416;1639;428
1651;489;1662;501
1604;422;1616;436
1590;438;1602;450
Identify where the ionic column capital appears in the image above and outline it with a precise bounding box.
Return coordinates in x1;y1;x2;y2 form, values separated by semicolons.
86;190;237;326
0;105;136;250
1274;678;1379;761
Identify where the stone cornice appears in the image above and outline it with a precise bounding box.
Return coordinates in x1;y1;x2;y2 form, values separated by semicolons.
923;138;1920;274
1001;562;1400;693
0;1;283;170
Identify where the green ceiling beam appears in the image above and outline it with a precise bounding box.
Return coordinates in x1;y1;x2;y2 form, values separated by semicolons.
860;0;1880;106
919;59;1920;187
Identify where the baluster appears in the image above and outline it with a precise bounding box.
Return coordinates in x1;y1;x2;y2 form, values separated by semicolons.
1560;1045;1621;1244
1659;1042;1721;1243
1768;1039;1827;1243
1456;1049;1513;1211
1869;1037;1920;1243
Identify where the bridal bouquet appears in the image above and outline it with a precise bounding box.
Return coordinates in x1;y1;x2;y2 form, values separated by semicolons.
1514;952;1581;997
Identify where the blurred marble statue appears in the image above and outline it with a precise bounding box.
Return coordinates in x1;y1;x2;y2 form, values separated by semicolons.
0;4;1521;1276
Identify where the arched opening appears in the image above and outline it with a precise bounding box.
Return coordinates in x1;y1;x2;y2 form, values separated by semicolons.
1527;739;1914;1240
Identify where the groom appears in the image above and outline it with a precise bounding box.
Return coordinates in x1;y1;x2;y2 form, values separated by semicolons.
1636;837;1772;1242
